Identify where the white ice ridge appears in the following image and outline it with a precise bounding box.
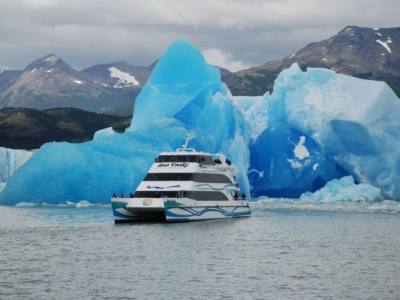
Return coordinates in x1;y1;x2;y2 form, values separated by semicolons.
46;68;55;73
376;38;392;54
30;68;36;73
74;80;83;85
300;176;382;202
108;67;139;87
294;136;309;160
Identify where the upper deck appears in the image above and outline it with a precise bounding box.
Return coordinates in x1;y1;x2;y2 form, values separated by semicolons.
150;148;234;174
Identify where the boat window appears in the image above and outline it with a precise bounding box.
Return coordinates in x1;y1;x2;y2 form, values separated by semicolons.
155;155;215;164
144;173;232;183
133;190;228;201
183;191;228;201
134;191;181;198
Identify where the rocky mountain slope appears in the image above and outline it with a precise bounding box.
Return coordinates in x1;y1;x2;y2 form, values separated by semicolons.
0;107;131;149
1;25;398;120
222;26;400;96
82;60;154;88
0;55;145;116
0;70;21;92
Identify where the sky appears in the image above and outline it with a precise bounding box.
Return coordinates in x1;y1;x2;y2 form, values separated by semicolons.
0;0;399;72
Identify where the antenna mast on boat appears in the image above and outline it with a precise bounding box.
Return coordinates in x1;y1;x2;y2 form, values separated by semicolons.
182;131;191;149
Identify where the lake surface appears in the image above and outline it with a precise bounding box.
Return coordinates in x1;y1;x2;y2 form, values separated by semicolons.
1;202;400;299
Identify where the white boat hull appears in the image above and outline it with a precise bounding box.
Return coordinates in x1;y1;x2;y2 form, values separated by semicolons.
112;197;251;223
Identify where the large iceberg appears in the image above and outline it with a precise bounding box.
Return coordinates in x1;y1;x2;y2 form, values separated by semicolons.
247;64;400;199
1;39;400;205
0;39;250;205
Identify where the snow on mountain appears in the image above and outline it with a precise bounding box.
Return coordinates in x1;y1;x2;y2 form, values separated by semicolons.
0;54;136;115
82;61;151;89
108;67;139;87
45;55;59;63
376;38;393;53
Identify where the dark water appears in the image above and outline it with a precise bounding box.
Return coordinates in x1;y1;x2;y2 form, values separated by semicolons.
1;203;400;300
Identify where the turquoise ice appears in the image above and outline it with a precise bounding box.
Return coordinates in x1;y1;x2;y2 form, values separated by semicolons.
247;64;400;199
1;39;400;205
0;147;32;192
0;40;250;205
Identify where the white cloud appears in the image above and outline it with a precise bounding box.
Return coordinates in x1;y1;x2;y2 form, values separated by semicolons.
203;48;249;72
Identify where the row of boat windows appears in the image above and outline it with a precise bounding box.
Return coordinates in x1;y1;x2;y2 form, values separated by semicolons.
155;155;215;165
133;191;229;201
144;173;233;183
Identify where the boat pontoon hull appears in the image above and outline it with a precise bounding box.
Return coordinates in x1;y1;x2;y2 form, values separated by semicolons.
112;198;251;223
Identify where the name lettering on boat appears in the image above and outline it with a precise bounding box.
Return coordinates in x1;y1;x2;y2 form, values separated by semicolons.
158;162;188;167
143;198;153;206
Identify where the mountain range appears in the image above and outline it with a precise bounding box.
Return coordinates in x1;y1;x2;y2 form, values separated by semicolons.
223;26;400;96
0;25;398;150
0;55;147;116
0;25;398;118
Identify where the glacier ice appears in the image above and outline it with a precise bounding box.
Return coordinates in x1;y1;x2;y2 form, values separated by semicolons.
248;124;347;198
1;39;400;205
0;147;32;192
0;39;250;205
299;176;383;202
247;63;400;199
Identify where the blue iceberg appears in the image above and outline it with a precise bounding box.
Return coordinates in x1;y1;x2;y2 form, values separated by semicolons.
245;63;400;199
0;39;250;205
1;39;400;205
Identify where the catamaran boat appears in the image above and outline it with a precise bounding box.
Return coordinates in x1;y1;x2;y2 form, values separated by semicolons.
111;134;251;223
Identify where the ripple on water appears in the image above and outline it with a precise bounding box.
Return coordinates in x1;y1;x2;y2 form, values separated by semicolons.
0;205;399;299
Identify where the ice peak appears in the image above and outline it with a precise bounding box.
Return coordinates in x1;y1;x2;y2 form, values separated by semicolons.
131;38;220;129
148;38;220;84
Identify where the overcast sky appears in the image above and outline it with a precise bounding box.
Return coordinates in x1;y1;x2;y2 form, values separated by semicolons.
0;0;399;72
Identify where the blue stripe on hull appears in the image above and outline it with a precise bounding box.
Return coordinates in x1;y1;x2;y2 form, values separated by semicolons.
165;206;251;220
113;206;250;222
